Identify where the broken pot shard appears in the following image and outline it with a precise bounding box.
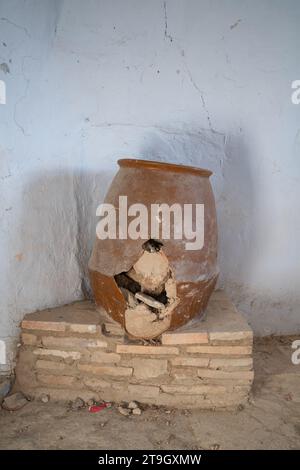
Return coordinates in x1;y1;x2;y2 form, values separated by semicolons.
115;246;178;338
125;303;172;339
89;158;219;339
127;250;170;295
134;292;165;310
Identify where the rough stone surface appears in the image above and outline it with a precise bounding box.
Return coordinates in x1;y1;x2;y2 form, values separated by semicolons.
78;364;133;377
116;344;179;355
21;333;38;346
186;345;252;355
2;392;28;411
171;357;210;367
40;393;50;403
118;406;131;416
37;374;76;387
82;377;111;390
70;397;85;410
35;360;70;371
131;358;168;379
128;384;160;399
161;384;227;395
128;401;138;409
209;357;253;370
33;349;81;360
197;369;254;381
90;351;121;364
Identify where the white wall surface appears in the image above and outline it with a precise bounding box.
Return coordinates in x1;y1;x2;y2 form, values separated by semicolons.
1;0;300;369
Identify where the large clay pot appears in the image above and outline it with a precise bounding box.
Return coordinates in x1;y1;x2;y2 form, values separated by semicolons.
89;159;218;339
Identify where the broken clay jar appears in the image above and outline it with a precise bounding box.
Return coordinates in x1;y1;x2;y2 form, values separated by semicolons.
89;159;219;340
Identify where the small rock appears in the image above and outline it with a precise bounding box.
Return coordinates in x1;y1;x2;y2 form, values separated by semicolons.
86;398;95;407
0;378;11;404
132;407;142;415
118;406;131;416
165;409;171;414
210;443;220;450
70;397;85;411
2;392;28;411
40;394;49;403
128;401;138;410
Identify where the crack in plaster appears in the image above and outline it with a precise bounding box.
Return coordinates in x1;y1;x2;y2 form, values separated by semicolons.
184;63;213;131
0;17;31;38
163;1;173;43
13;56;39;136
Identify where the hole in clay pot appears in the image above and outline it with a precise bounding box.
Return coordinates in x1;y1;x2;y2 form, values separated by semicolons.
114;240;179;339
142;238;164;252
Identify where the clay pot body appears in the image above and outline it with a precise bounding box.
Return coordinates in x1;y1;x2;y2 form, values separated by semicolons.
89;159;219;339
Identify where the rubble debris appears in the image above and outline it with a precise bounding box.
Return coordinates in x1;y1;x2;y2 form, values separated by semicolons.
70;397;85;411
114;240;179;339
210;443;220;450
2;392;28;411
40;393;49;403
125;303;172;339
128;401;138;410
120;288;138;308
135;292;165;310
118;406;131;416
127;250;170;295
118;402;142;416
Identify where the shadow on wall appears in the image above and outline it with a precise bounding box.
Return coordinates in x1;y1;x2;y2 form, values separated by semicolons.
138;126;258;288
15;168;114;320
73;168;115;297
18;127;256;314
13;127;299;334
137;126;289;332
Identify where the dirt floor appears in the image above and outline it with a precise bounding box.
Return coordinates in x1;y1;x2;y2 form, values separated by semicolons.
0;336;299;450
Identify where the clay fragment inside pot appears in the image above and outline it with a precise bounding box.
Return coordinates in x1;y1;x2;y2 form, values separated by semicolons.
114;239;179;339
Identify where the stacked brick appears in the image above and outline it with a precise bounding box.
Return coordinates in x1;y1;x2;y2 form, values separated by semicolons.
16;291;254;409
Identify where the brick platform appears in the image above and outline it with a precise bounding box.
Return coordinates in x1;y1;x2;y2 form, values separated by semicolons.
15;291;254;409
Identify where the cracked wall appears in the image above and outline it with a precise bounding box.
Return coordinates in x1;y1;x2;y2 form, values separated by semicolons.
1;0;300;371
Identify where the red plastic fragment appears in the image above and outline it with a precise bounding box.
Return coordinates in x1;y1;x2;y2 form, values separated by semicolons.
88;402;111;413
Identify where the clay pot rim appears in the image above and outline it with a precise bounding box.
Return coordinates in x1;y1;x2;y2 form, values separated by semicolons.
118;158;212;177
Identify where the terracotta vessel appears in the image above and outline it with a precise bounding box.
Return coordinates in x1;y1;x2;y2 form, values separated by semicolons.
89;159;219;339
